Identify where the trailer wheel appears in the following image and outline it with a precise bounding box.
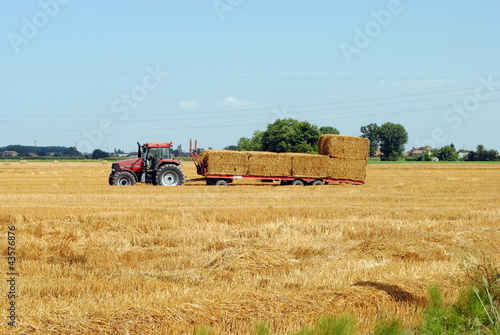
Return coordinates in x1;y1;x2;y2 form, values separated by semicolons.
291;179;305;186
155;164;185;186
215;179;229;186
311;179;324;186
110;171;136;186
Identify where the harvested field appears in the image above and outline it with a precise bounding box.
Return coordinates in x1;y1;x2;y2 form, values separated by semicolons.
319;134;369;159
0;162;499;334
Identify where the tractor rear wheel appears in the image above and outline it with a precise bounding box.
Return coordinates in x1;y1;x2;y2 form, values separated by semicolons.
111;171;136;186
155;164;185;186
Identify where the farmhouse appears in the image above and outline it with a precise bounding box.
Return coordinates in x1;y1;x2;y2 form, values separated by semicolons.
0;151;18;157
407;146;433;158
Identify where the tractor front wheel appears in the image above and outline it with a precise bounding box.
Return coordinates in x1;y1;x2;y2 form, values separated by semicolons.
155;164;185;186
110;171;136;186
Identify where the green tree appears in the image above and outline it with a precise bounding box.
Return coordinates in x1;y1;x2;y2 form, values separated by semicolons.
378;122;408;161
91;149;109;159
261;118;320;153
436;145;458;161
67;147;82;157
237;130;264;151
319;126;340;135
223;145;238;151
466;145;499;161
360;123;380;157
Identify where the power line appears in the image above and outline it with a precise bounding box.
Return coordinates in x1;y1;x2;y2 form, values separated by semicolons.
2;99;498;131
3;85;498;119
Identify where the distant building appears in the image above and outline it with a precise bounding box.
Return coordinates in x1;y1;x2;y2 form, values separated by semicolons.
408;146;433;157
1;151;18;157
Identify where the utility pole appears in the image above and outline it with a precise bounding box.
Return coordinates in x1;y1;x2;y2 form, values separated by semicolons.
34;140;37;155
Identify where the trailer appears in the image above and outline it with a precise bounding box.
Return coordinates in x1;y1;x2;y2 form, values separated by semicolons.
188;140;366;186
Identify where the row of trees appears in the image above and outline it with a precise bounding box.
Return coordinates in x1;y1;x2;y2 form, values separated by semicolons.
416;144;499;161
227;119;499;161
228;119;410;161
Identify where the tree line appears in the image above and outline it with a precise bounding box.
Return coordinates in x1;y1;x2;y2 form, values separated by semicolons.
224;118;499;161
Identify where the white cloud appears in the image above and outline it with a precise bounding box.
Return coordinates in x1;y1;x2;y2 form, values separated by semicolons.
178;100;200;109
221;96;259;108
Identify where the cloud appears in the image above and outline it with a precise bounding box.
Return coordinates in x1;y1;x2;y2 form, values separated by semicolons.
178;100;200;109
221;97;259;108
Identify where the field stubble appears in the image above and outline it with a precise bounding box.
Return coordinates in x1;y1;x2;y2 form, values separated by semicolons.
0;162;499;334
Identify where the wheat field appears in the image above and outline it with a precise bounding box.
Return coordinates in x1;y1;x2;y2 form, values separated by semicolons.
0;161;499;334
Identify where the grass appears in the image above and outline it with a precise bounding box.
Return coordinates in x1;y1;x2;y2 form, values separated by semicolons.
0;162;498;334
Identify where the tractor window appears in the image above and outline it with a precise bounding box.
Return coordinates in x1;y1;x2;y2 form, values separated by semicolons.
157;147;171;159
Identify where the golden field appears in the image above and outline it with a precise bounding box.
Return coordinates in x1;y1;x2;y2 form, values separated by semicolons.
0;161;499;334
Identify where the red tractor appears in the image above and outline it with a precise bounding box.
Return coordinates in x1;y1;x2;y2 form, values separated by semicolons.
109;142;185;186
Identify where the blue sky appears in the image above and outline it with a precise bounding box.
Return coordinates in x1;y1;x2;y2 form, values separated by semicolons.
0;0;499;153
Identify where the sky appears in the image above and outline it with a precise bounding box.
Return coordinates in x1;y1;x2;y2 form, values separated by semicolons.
0;0;499;154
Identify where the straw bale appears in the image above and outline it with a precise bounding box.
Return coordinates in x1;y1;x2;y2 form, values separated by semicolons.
247;152;292;177
289;153;329;178
318;134;369;159
327;157;367;182
200;150;249;175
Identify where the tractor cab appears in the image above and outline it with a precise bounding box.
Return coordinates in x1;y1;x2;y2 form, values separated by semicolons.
139;142;173;171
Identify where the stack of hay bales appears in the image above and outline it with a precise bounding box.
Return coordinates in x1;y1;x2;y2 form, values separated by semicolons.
247;152;291;177
199;150;249;175
318;134;369;182
198;135;368;182
289;153;329;178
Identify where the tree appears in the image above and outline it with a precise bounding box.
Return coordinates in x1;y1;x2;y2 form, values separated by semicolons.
378;122;408;161
466;145;499;161
436;145;458;161
237;130;264;151
360;123;380;157
319;126;340;135
91;149;109;159
67;147;82;157
223;145;238;151
261;118;320;153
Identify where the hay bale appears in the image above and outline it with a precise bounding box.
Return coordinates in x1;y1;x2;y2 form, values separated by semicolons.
327;157;367;182
318;134;369;160
290;153;329;178
53;160;60;164
20;160;27;165
200;150;249;175
247;152;292;177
